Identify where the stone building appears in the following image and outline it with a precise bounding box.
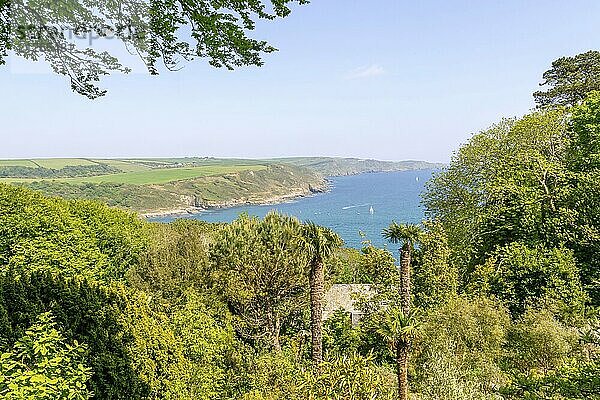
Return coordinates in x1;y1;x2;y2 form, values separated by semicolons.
323;284;373;326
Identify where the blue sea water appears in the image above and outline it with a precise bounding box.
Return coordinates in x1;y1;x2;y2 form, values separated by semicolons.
151;169;435;248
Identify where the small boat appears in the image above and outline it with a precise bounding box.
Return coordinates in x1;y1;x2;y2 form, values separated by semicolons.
369;206;374;215
416;176;419;182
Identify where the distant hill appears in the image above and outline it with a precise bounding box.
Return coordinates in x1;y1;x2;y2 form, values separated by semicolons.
270;157;444;176
0;158;326;215
0;156;442;215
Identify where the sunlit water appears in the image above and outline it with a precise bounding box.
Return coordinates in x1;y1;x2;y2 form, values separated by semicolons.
150;169;435;248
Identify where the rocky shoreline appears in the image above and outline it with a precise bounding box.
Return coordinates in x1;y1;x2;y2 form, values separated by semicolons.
141;181;330;219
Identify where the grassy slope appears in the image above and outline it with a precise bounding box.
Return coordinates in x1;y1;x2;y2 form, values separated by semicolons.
77;165;267;184
91;159;151;172
0;160;38;167
21;164;325;214
2;165;267;185
34;158;97;168
0;158;96;169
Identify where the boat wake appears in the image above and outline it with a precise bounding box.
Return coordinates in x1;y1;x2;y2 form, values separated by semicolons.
342;203;370;210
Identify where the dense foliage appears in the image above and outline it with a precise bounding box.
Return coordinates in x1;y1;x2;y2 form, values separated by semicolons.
424;98;600;309
0;312;92;399
422;85;600;397
0;164;120;178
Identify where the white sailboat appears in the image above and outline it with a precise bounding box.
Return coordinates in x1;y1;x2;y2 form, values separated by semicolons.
369;206;374;215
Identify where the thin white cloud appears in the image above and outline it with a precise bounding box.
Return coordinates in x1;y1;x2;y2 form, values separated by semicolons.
344;64;385;80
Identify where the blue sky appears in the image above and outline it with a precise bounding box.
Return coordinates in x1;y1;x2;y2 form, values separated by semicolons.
1;1;599;162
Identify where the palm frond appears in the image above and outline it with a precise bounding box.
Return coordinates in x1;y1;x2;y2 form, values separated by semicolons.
382;222;422;247
376;307;420;341
300;221;343;259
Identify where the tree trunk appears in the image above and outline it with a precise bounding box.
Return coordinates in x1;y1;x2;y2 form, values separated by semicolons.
396;338;409;400
397;243;411;400
273;318;282;352
309;258;324;366
400;243;411;316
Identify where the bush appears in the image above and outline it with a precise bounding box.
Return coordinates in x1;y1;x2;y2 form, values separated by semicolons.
242;351;396;400
128;219;215;300
416;351;502;400
504;308;578;374
300;353;396;400
0;312;92;400
0;184;146;281
323;310;362;356
473;243;586;318
415;296;510;396
0;271;148;399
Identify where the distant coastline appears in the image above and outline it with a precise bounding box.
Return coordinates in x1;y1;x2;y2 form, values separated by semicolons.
0;157;441;217
143;167;442;220
148;169;432;249
142;181;330;219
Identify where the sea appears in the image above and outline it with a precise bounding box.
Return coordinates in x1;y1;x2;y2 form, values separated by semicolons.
151;169;435;249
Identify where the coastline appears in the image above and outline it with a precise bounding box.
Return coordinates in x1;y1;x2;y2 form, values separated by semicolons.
140;168;440;220
141;181;330;219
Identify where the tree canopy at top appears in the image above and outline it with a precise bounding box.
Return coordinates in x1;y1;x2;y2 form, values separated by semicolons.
534;50;600;108
0;0;307;98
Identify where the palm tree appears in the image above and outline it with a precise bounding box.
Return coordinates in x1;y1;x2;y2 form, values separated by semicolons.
376;307;419;400
382;222;421;400
300;222;343;366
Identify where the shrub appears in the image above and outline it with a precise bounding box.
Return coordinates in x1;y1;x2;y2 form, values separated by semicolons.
0;312;92;400
415;296;510;396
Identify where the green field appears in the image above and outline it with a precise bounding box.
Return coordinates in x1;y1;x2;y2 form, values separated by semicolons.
0;156;444;187
67;165;267;184
34;158;97;169
0;158;98;169
0;164;267;185
0;157;273;185
89;159;152;172
0;159;38;167
0;157;325;213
